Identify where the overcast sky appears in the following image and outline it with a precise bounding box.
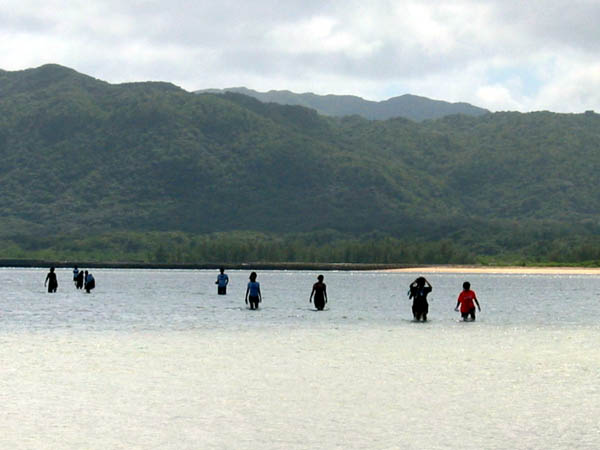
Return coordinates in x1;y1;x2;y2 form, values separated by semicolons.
2;0;599;112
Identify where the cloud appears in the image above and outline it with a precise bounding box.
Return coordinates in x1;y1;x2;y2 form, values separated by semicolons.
533;58;600;112
1;0;599;112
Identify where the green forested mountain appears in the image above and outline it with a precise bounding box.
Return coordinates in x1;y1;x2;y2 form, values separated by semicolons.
1;64;600;264
197;87;490;121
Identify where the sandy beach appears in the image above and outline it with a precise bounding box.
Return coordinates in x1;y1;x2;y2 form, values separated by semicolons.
384;265;600;275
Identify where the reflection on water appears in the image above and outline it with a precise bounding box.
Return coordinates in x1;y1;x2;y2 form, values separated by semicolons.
1;269;599;449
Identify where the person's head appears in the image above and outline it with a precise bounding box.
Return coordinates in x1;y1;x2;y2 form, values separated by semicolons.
50;267;55;272
463;281;471;291
85;270;88;275
249;272;257;281
74;266;78;270
415;276;426;287
219;267;225;274
317;274;324;282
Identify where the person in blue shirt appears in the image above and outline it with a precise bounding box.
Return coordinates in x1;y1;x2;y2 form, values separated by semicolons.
215;267;229;295
245;272;261;310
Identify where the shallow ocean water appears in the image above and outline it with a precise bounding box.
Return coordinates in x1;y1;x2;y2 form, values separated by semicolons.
1;268;599;449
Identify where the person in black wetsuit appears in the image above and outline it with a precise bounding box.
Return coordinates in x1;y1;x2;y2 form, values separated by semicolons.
76;270;84;289
408;276;432;321
309;274;328;311
45;267;58;293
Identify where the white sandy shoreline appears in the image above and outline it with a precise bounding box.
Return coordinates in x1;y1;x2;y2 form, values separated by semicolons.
383;266;600;275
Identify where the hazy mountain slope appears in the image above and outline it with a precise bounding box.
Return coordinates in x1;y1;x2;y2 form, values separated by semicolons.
198;87;490;121
0;65;448;239
420;112;600;221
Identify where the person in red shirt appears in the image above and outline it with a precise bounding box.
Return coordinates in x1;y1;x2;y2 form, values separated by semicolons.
455;281;481;321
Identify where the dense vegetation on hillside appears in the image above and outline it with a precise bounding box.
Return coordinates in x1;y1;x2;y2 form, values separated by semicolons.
1;64;599;264
198;87;490;121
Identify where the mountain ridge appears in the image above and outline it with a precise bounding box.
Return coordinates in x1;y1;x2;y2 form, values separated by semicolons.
197;86;490;121
1;64;599;263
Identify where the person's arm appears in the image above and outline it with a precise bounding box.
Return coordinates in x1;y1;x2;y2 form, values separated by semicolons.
258;286;262;303
309;286;315;303
245;285;249;304
474;295;481;311
44;273;49;286
324;285;328;303
408;282;416;298
455;294;461;311
225;275;229;286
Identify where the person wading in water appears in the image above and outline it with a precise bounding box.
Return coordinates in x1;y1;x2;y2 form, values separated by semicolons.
408;276;432;321
309;274;328;311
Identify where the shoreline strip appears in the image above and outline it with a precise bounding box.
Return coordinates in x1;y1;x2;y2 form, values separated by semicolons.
383;266;600;275
1;259;599;274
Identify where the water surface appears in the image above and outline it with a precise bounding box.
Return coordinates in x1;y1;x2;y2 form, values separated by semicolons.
1;269;599;449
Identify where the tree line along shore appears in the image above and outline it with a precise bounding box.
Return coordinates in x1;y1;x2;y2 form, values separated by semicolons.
0;260;409;271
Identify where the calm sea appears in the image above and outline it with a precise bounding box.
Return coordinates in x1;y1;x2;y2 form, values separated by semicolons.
1;268;599;449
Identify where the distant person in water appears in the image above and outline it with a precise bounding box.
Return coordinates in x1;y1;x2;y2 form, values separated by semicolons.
310;274;328;311
72;266;79;286
215;267;229;295
408;276;432;321
76;269;85;289
45;267;58;293
245;272;261;310
84;270;95;293
455;281;481;321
